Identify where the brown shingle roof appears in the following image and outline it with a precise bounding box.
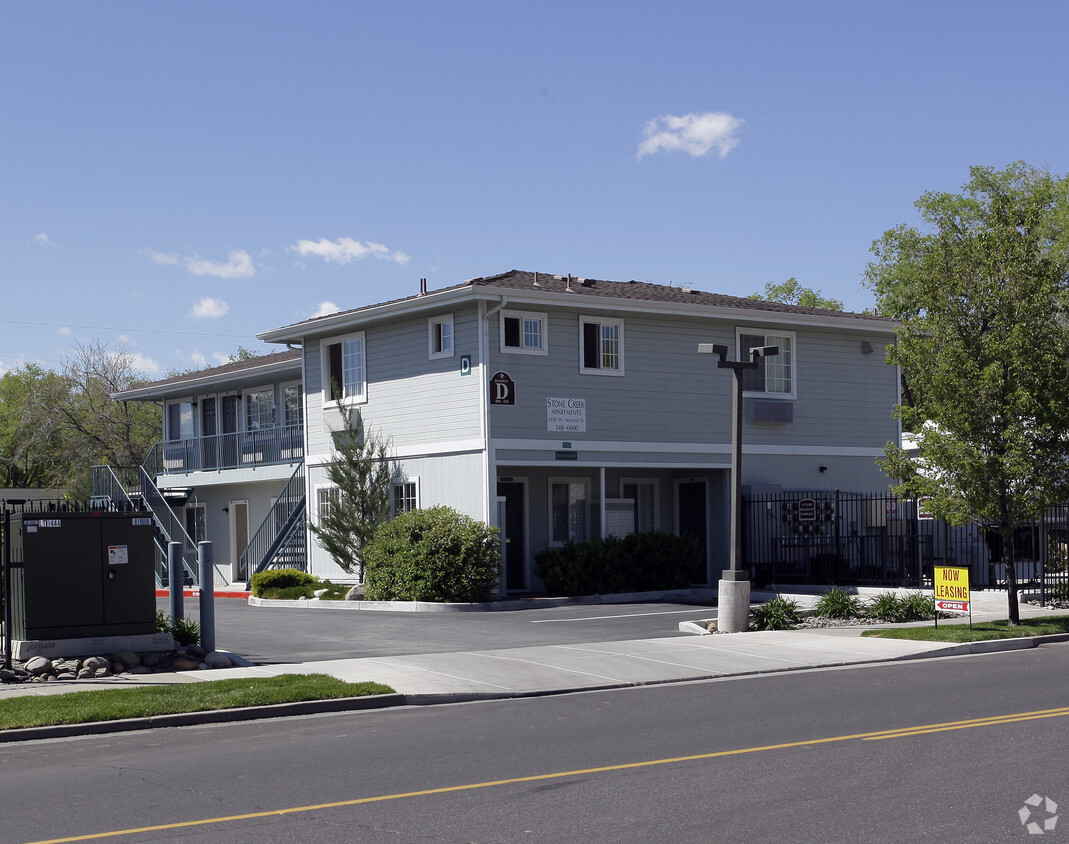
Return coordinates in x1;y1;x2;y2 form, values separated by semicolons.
119;349;301;392
262;269;890;338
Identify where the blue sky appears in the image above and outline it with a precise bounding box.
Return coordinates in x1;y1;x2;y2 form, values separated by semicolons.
4;0;1068;377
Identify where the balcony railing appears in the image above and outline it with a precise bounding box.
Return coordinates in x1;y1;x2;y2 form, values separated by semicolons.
145;425;304;476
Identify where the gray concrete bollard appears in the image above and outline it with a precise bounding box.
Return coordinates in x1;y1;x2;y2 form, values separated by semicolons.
198;541;216;654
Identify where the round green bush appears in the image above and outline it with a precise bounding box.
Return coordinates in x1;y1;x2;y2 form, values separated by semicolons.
250;568;318;597
363;506;500;603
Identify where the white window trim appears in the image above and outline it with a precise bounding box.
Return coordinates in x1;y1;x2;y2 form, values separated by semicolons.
166;398;195;441
548;476;591;546
281;380;304;427
620;477;659;532
321;331;368;408
579;315;625;376
500;310;548;356
392;477;420;517
244;384;275;431
736;328;797;400
428;314;454;360
314;483;339;527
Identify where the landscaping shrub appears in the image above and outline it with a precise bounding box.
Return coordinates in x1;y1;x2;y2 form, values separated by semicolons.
867;591;935;622
363;506;500;602
250;568;318;597
813;586;865;619
749;595;802;630
155;611;201;646
534;531;699;596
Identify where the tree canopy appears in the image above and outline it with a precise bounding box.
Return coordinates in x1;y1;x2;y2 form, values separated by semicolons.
749;278;844;310
866;162;1069;623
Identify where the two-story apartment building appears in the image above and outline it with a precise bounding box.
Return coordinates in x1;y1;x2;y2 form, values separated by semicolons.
258;270;899;592
106;350;305;587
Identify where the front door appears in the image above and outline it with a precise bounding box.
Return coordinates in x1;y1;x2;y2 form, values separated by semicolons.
677;480;709;583
497;480;526;591
229;499;249;583
221;395;239;467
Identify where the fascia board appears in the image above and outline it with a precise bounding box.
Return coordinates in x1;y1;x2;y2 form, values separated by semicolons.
111;358;302;402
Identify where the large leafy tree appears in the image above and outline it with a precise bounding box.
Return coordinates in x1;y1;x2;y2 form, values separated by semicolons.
310;399;397;581
0;364;71;487
749;277;844;310
867;162;1069;624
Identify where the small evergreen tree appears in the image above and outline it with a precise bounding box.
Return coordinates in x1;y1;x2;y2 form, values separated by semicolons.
309;397;397;581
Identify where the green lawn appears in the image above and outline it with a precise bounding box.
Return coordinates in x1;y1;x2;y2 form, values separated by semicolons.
861;616;1069;644
0;674;395;731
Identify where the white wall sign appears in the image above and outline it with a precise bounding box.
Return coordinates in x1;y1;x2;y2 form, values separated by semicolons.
547;398;586;432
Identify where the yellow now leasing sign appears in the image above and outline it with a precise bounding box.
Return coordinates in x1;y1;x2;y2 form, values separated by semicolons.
934;566;970;614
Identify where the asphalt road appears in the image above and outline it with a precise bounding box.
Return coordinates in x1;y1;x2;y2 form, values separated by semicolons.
164;597;718;663
5;645;1069;842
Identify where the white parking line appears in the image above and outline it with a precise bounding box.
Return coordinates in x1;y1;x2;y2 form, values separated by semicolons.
531;609;716;623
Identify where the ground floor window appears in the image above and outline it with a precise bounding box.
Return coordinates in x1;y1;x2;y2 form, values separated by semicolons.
550;479;589;544
621;479;658;533
184;503;206;544
392;480;418;516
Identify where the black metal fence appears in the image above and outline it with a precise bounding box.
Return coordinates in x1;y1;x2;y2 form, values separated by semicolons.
744;490;1069;596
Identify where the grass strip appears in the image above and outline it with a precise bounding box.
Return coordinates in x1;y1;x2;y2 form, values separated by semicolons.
862;615;1069;643
0;674;395;730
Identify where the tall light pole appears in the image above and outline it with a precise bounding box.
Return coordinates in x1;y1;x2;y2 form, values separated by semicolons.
698;341;779;633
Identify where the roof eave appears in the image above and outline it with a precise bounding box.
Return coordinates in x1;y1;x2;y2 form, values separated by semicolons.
111;357;303;402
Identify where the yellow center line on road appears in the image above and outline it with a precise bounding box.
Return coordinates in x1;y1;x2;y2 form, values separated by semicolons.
27;705;1069;844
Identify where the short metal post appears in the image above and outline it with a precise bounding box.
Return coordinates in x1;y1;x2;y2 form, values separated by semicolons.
198;541;216;654
2;511;11;669
168;541;184;622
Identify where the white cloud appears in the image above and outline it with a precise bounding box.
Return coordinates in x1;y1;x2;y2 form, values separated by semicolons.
186;249;255;279
35;233;53;247
312;300;341;318
189;297;229;319
57;326;72;336
142;248;181;266
289;237;410;266
211;352;231;365
637;111;744;160
188;351;208;369
126;351;163;375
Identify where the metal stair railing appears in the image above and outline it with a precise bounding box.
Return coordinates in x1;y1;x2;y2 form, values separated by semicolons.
238;462;307;584
91;464;184;587
136;465;199;587
248;497;307;587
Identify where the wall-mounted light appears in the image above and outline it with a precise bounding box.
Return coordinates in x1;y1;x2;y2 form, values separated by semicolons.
222;507;229;514
819;466;828;473
861;341;874;354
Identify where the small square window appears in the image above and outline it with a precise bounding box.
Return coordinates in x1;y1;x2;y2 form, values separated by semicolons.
501;311;547;355
392;480;419;516
429;315;454;359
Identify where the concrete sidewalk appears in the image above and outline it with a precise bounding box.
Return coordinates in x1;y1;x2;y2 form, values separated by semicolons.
2;589;1067;742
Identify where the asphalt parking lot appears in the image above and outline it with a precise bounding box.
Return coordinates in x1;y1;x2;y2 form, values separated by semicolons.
161;598;718;665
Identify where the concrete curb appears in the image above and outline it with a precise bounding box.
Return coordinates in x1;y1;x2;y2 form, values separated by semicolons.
249;588;718;613
0;693;407;744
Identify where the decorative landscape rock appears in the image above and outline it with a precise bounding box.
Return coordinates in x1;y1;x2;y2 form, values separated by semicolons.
0;647;243;686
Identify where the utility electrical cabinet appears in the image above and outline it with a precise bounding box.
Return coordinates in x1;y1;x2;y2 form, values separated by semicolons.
7;512;156;640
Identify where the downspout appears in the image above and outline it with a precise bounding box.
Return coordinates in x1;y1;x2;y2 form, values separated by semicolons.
480;297;508;524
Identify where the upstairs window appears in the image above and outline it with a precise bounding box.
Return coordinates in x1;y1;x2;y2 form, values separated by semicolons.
429;315;454;359
739;331;795;398
166;401;193;441
245;387;274;430
323;332;366;404
283;384;303;427
501;310;547;355
580;317;623;375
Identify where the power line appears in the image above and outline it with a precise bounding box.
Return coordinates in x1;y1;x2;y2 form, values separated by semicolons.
0;318;251;340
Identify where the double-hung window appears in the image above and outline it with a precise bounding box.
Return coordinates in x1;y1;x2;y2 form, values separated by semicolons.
323;332;366;404
739;331;795;398
580;316;623;375
501;310;547;355
245;387;274;430
429;315;453;359
166;400;194;442
392;479;419;516
283;384;303;427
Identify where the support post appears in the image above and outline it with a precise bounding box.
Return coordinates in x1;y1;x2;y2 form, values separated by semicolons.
198;541;216;654
168;541;183;622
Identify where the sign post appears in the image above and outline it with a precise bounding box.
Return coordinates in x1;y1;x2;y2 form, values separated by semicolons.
933;565;971;629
